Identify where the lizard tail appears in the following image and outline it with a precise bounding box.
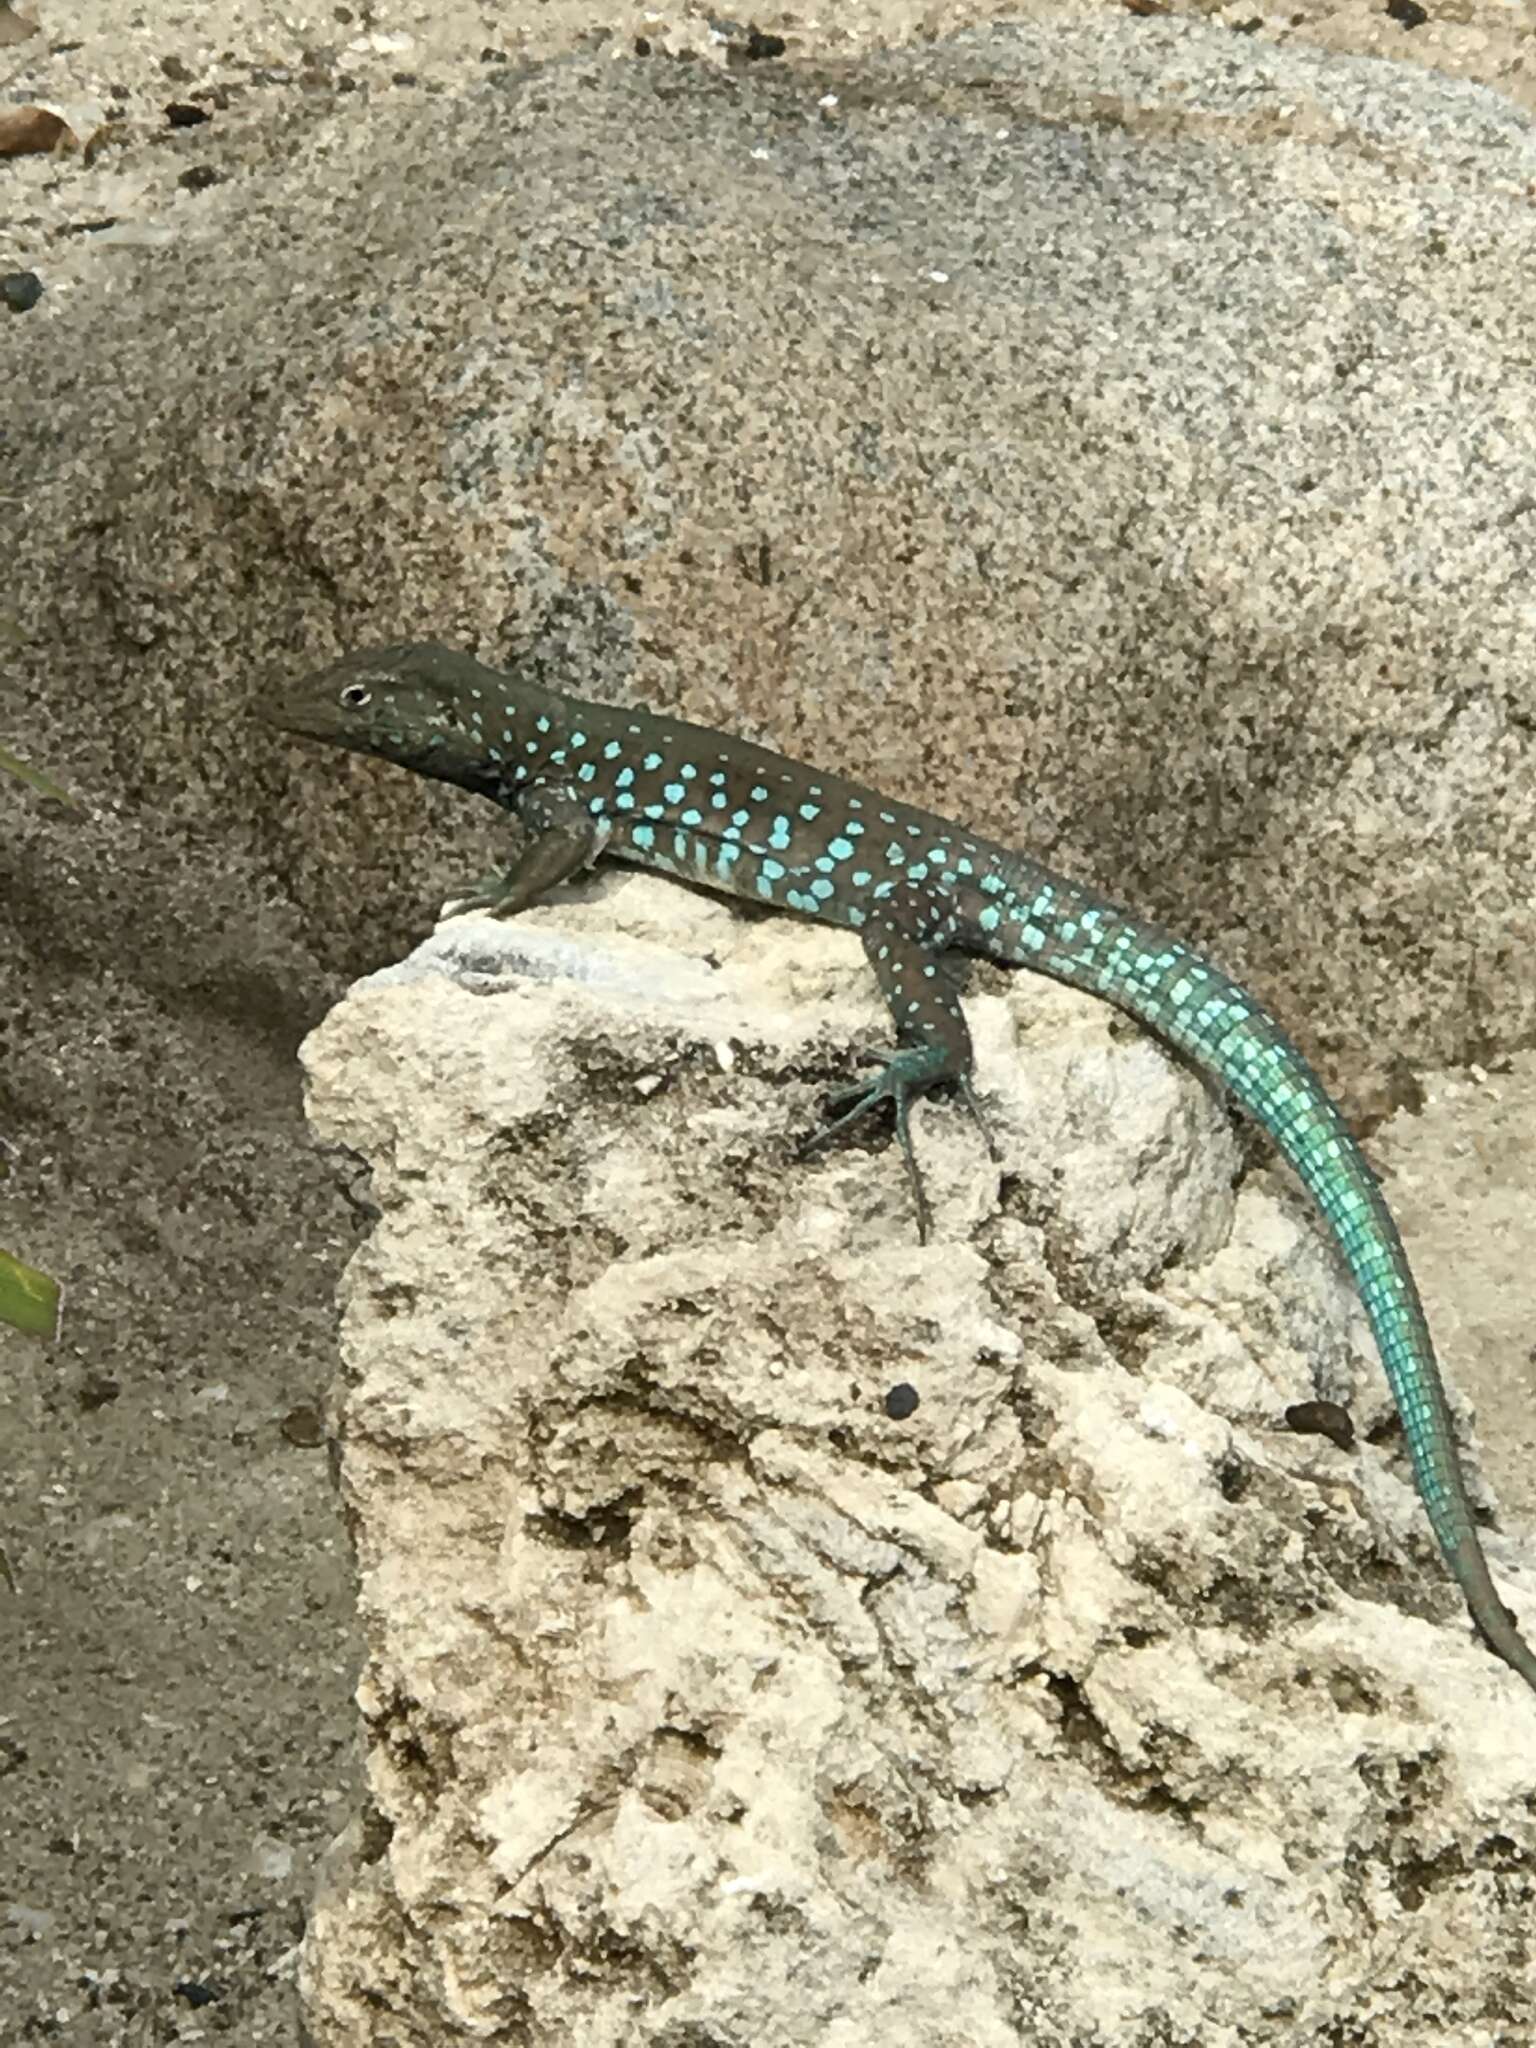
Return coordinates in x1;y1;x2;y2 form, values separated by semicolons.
985;851;1536;1692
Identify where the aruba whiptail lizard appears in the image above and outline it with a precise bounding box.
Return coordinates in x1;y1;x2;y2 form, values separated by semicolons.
262;640;1536;1697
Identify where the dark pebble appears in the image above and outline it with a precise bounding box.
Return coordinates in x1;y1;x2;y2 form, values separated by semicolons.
1;271;43;313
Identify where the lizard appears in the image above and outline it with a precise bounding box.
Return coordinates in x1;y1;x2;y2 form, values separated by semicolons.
260;639;1536;1697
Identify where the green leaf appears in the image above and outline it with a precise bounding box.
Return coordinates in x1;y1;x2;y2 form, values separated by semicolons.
0;1248;60;1337
0;742;84;813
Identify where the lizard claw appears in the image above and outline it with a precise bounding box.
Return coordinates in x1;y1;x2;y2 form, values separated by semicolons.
442;867;513;917
957;1075;1000;1161
443;868;545;919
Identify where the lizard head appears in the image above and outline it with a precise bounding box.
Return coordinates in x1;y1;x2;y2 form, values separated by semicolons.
258;642;526;781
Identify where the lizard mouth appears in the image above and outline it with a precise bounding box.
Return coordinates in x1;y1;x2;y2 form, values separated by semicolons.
251;673;354;742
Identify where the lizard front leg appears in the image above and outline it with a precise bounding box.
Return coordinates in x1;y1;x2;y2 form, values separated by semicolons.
447;782;612;918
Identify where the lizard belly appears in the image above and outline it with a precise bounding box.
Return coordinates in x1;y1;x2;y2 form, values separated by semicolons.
605;816;869;927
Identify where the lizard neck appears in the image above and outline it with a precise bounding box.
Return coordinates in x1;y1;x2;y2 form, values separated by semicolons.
411;653;576;804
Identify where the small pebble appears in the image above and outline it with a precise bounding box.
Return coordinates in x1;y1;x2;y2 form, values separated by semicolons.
1;271;43;312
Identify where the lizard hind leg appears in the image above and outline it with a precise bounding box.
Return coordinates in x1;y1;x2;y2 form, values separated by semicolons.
800;882;988;1241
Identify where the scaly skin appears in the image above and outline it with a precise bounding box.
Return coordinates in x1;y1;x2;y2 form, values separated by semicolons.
260;641;1536;1696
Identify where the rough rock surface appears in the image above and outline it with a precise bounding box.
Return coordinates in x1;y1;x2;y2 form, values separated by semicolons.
298;875;1536;2047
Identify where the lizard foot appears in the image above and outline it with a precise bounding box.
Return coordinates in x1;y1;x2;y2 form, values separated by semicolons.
442;867;519;917
801;1044;987;1243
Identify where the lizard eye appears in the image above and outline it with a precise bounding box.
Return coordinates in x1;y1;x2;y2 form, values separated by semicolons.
339;683;372;710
